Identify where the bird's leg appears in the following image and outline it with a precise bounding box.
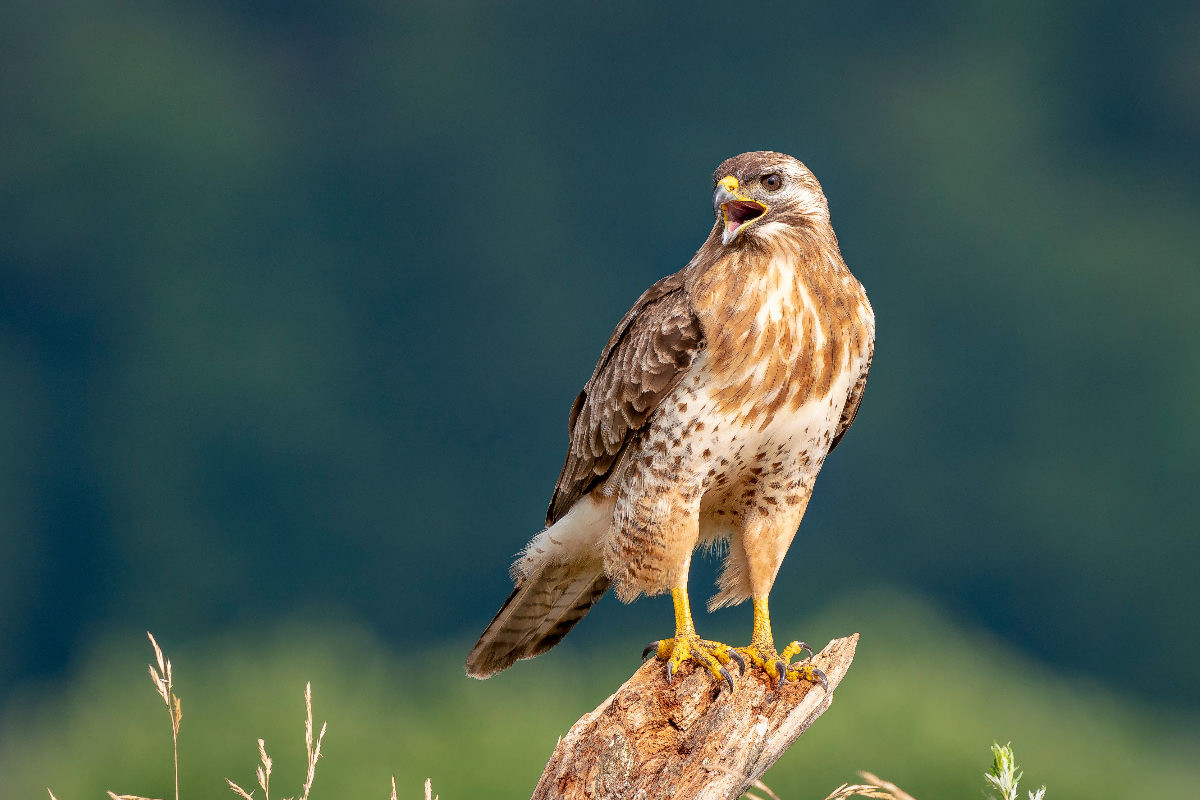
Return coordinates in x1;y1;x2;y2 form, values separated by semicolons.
735;595;827;691
642;585;745;692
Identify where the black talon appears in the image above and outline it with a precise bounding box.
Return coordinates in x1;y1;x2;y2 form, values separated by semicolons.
666;661;675;684
728;649;747;674
774;660;787;690
813;666;829;692
642;641;661;662
720;665;735;693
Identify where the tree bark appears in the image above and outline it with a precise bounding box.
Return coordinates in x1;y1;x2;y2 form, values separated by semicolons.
530;633;858;800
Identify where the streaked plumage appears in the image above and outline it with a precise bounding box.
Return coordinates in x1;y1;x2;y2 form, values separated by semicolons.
467;152;874;688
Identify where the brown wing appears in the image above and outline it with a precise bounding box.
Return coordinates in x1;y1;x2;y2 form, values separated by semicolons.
829;337;874;454
546;273;704;525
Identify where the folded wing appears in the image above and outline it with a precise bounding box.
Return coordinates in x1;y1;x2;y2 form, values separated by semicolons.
547;272;705;524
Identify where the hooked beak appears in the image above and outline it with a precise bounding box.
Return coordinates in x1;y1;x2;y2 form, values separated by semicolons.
714;175;768;245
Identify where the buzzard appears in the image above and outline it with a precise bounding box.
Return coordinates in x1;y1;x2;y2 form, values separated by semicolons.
466;151;875;691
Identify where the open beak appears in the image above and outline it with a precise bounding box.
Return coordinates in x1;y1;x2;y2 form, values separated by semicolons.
714;175;768;245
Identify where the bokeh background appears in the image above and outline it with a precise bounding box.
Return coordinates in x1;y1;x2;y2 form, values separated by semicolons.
3;1;1199;797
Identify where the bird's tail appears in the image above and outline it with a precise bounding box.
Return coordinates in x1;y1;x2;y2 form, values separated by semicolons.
465;561;610;678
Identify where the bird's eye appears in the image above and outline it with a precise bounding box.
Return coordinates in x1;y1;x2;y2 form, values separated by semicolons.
760;173;784;191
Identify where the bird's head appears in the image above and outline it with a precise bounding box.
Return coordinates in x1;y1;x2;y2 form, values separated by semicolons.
710;151;829;246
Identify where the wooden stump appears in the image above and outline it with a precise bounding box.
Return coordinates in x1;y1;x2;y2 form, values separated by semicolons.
530;634;858;800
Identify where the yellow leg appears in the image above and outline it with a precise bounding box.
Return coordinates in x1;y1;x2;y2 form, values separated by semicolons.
736;595;827;691
673;586;696;637
749;596;774;649
642;586;745;692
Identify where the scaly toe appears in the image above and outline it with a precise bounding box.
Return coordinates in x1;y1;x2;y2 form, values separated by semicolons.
734;643;776;672
737;642;825;691
780;640;813;662
786;662;829;691
646;634;741;692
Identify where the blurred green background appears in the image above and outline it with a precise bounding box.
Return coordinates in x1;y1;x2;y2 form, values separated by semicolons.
3;0;1199;795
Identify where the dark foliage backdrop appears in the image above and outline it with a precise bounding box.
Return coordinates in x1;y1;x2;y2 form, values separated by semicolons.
2;0;1198;716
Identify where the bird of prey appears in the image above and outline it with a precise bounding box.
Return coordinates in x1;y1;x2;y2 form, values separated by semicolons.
466;151;874;692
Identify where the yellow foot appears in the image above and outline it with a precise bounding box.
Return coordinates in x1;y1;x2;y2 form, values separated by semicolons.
642;634;746;692
735;640;828;692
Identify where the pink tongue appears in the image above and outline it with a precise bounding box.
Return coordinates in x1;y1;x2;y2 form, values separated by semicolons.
726;220;741;235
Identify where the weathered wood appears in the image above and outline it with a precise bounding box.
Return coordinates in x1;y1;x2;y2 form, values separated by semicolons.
530;634;858;800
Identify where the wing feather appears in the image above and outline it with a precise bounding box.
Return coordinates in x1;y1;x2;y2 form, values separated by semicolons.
829;337;874;454
546;273;703;524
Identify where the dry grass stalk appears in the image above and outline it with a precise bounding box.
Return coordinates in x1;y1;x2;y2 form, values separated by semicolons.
146;632;182;800
741;770;916;800
227;738;273;800
49;632;423;800
857;771;916;800
258;739;274;800
742;777;785;800
820;771;917;800
226;683;327;800
821;784;896;800
301;683;327;800
226;780;255;800
48;634;180;800
78;633;183;800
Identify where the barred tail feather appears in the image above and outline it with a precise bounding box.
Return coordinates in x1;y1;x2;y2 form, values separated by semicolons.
466;494;614;678
465;563;610;678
